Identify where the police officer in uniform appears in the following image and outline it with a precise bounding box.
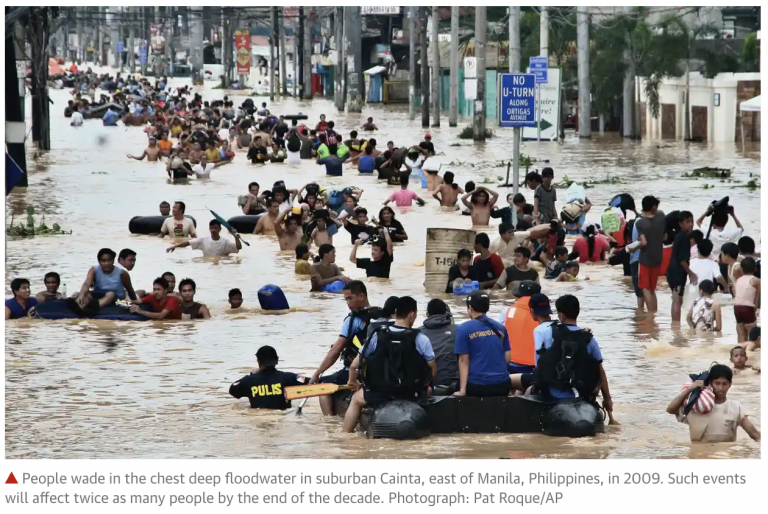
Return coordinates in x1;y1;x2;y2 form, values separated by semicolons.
343;296;436;433
229;345;309;410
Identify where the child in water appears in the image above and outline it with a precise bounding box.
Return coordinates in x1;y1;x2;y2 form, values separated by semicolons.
295;244;311;275
729;346;760;374
686;279;722;332
556;260;582;282
228;288;243;309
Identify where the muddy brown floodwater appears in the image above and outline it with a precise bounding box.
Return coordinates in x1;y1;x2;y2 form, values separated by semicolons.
4;81;761;459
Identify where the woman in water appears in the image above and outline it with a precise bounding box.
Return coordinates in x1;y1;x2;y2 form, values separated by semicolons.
572;224;610;263
376;206;408;242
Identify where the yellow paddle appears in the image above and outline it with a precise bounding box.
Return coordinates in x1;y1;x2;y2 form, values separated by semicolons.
286;383;352;400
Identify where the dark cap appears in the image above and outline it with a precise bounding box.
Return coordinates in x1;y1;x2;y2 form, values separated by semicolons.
465;290;491;313
514;280;541;298
256;345;279;367
529;293;552;316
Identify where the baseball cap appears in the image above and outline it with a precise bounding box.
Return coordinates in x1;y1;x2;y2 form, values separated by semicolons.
465;290;490;313
529;293;552;316
424;133;432;138
514;280;541;298
256;345;279;367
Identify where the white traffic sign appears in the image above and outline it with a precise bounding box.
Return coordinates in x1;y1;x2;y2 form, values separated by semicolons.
463;57;477;79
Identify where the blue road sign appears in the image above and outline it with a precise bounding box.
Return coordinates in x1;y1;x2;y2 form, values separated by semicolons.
529;56;548;84
499;73;537;128
116;41;125;53
138;41;148;65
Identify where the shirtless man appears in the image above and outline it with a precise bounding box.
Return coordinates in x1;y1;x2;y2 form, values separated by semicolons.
424;169;444;192
253;199;280;235
433;171;464;208
274;214;303;252
127;137;162;161
361;117;378;131
310;211;342;248
461;186;499;226
187;142;203;164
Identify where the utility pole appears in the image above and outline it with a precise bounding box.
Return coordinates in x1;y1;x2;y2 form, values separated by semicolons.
294;11;300;99
334;7;344;110
473;6;487;140
409;6;417;120
279;9;287;96
431;7;440;127
576;6;591;138
509;6;521;220
96;7;104;65
190;6;204;84
77;7;84;63
344;6;363;111
298;8;305;97
166;8;174;77
622;5;635;139
302;7;312;100
110;7;120;69
449;6;459;127
140;7;149;75
128;7;136;73
420;7;429;128
270;7;276;100
540;7;549;57
6;28;27;189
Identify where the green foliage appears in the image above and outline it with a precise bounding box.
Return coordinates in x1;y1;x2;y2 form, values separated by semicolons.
682;167;733;179
6;205;72;237
741;33;759;72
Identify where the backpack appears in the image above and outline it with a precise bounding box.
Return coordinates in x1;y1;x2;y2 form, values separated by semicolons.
561;200;585;225
339;307;384;367
533;322;601;400
362;326;430;395
601;208;622;234
327;190;344;210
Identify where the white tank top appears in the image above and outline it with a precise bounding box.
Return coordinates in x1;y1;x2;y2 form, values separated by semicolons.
734;275;758;307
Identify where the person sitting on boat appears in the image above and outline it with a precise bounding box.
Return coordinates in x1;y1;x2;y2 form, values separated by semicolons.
35;272;65;303
75;248;138;311
5;278;38;320
453;290;512;397
526;294;615;421
497;281;543;375
229;345;310;410
344;296;436;433
310;280;374;416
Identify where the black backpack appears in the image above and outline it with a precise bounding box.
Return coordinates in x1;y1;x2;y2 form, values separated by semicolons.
533;322;601;400
362;327;429;395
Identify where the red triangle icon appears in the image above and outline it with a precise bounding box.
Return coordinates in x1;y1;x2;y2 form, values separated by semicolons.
6;472;18;484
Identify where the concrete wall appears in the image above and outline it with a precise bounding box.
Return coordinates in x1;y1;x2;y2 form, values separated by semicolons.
639;72;761;143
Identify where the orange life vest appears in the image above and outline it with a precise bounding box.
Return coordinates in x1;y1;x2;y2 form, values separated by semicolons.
502;297;537;366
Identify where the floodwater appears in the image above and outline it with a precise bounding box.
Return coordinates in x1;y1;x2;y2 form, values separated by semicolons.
4;78;761;459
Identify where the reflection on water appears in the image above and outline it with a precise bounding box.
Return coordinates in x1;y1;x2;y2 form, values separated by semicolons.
4;82;761;459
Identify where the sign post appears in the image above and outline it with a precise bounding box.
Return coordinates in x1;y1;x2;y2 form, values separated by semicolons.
235;29;251;83
499;73;536;206
529;56;549;141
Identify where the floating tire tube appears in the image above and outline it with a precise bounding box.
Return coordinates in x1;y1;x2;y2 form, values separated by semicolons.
332;393;605;438
128;215;197;235
258;284;290;311
226;214;265;234
31;300;149;321
366;400;431;440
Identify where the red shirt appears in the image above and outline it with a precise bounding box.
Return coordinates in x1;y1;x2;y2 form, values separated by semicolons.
140;294;181;319
474;253;505;280
573;235;610;263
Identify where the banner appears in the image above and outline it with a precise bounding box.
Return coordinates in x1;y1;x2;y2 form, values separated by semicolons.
522;66;562;141
235;29;251;75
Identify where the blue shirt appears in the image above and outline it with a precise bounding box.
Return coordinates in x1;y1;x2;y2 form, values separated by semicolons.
362;327;435;361
629;224;640;265
358;155;375;173
5;297;38;319
533;323;603;399
318;155;348;176
454;316;512;386
103;109;119;126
